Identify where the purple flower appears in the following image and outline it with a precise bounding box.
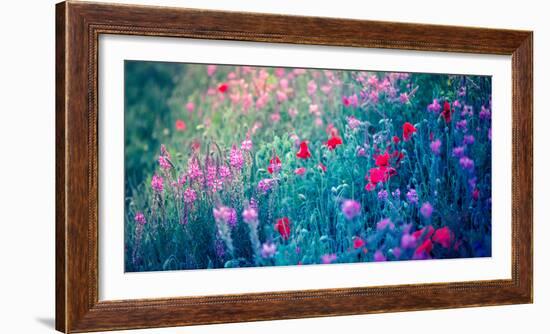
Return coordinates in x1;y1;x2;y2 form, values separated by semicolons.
455;119;468;131
461;105;473;117
229;145;244;169
401;233;417;249
321;253;338;264
206;164;222;192
261;242;277;258
420;202;433;219
480;105;491;120
219;165;231;180
459;156;475;171
341;199;361;220
452;146;466;158
406;189;418;204
213;206;238;228
392;247;402;259
257;178;276;194
377;189;388;201
242;207;258;224
183;188;197;204
134;212;146;225
430;139;442;155
463;134;475;145
151;174;164;193
377;218;394;231
427;99;441;113
374;250;387;262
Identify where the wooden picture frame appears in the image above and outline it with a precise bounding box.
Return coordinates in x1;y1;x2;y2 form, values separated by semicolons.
56;1;533;332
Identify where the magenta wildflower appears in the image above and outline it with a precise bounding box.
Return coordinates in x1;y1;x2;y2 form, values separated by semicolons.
420;202;433;219
341;199;361;220
241;138;253;151
307;80;317;95
187;158;203;181
455;119;468;132
257;178;276;194
480;105;491;120
218;165;231;181
463;135;475;145
183;188;197;204
459;156;475;171
399;93;409;104
401;233;417;249
452;146;466;158
134;212;146;225
229;145;244;169
427;99;441;113
151;174;164;193
374;250;387;262
377;218;394;231
158;155;172;170
430;139;442;155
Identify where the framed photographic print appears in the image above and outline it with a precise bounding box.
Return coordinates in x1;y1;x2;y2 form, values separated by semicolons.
56;1;533;332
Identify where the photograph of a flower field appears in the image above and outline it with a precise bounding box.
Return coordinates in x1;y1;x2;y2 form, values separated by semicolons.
124;61;492;272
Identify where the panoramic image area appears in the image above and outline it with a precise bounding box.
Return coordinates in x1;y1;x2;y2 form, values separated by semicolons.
124;61;492;272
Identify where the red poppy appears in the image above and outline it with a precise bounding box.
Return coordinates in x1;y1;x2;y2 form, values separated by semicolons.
218;83;229;93
414;238;433;257
375;151;390;167
441;101;453;123
368;167;387;184
353;237;365;249
296;141;311;159
432;226;453;249
275;217;291;240
402;122;417;141
267;155;281;174
326;135;343;150
392;136;400;144
175;119;186;131
364;182;375;191
412;225;435;241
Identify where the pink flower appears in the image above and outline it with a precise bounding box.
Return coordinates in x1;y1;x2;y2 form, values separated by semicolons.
307;80;317;95
186;102;195;113
229;145;244;169
242;207;258;224
287;107;298;118
401;233;417;249
151;174;164;193
207;65;217;76
321;253;337;264
241;138;253;151
270;113;281;123
213;206;237;228
261;242;277;258
420;202;433;219
430;139;442;155
376;218;394;231
347;116;362;129
134;212;146;225
309;104;320;116
183;188;197;204
175;119;186;131
158;155;172;170
399;93;409;104
187;158;203;181
341;200;361;220
294;167;307;176
374;250;387;262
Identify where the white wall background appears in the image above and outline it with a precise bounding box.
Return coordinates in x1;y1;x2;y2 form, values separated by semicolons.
0;0;546;333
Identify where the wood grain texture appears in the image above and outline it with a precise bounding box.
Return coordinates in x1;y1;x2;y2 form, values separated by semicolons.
55;1;533;332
